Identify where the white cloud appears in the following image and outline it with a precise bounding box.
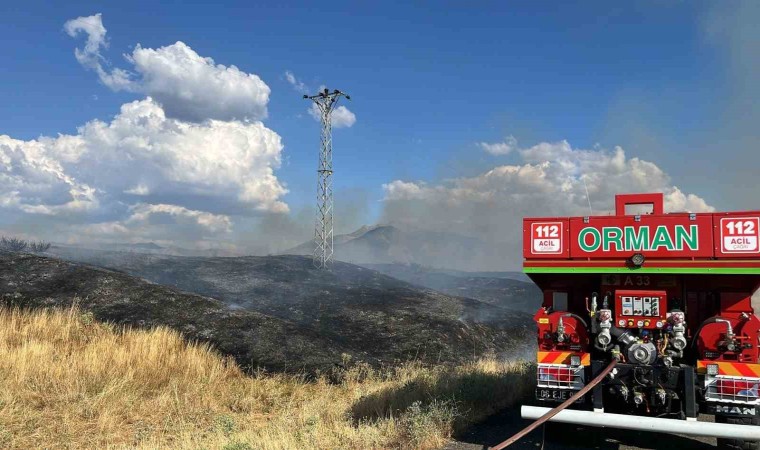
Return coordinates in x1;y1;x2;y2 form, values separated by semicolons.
308;103;356;128
126;203;232;234
0;97;288;247
385;141;713;214
63;13;107;67
382;140;713;269
71;204;232;246
0;135;99;216
124;184;150;196
332;105;357;128
64;13;134;91
0;13;295;253
65;14;270;122
284;70;308;93
479;135;518;155
127;42;270;122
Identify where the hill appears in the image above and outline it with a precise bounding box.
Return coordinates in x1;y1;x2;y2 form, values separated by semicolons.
284;225;510;272
361;263;542;313
0;251;347;373
45;248;536;368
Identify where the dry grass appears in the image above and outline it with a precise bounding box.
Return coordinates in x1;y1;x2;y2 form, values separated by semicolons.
0;306;533;449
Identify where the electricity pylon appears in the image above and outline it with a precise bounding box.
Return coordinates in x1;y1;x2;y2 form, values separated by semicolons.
304;88;350;269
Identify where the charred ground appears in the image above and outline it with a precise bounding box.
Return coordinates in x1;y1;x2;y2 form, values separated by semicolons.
361;263;542;314
0;251;344;373
19;249;535;372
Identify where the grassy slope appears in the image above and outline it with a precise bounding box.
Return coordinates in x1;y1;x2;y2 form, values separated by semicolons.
0;306;533;450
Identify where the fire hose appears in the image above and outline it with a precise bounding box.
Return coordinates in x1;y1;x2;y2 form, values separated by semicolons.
490;358;618;450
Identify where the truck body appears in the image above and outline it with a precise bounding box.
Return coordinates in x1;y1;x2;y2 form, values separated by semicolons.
521;193;760;448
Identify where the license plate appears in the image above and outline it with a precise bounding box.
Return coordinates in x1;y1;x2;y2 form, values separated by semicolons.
536;388;573;402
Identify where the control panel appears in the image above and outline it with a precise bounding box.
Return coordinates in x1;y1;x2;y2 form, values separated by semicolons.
614;290;668;329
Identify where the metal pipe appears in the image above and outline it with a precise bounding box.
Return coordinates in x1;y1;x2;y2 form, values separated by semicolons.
521;406;760;441
715;318;734;339
490;359;618;449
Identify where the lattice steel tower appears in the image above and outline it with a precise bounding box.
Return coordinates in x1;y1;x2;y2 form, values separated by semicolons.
304;88;350;269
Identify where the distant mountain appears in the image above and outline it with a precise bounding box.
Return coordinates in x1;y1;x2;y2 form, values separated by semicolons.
361;263;541;313
284;225;511;272
48;247;536;368
108;242;164;250
52;242;236;257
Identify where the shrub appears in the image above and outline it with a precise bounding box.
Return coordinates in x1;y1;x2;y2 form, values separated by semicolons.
29;241;51;253
0;237;27;252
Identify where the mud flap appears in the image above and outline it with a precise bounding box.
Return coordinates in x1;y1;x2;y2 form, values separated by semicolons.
592;360;604;412
684;366;697;420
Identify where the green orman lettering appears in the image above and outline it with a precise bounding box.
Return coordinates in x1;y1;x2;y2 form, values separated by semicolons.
651;225;675;250
603;227;623;251
579;227;601;252
625;227;650;251
675;225;698;250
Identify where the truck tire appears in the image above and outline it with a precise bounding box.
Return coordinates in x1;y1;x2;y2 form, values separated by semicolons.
716;416;760;450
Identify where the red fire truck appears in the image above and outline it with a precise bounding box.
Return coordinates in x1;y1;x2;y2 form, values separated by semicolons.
521;193;760;449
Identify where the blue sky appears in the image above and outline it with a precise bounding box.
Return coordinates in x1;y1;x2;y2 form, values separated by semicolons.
0;1;756;256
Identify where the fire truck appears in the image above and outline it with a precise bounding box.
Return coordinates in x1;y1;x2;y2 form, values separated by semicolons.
521;193;760;449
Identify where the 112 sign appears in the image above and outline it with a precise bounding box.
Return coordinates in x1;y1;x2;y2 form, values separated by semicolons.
531;222;563;254
721;217;760;254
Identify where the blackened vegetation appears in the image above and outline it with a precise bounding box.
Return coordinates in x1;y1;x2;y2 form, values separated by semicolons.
9;249;535;373
29;241;52;253
0;237;28;252
0;237;51;253
361;263;542;314
0;252;344;373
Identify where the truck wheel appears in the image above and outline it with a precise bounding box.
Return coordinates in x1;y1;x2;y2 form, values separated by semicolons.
716;416;760;450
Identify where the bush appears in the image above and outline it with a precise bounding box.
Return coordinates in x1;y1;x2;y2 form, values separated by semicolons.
399;400;459;447
29;241;51;253
0;237;27;252
0;237;51;253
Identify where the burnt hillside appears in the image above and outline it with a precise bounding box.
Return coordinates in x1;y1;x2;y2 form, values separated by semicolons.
0;252;343;373
361;263;542;313
41;249;536;368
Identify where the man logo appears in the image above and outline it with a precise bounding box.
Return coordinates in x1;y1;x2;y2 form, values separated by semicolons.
716;405;756;416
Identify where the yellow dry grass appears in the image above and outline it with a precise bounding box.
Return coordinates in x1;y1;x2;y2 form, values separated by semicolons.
0;306;533;450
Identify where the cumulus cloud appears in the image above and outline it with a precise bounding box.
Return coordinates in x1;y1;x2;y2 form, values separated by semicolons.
308;103;356;128
72;204;232;248
479;135;518;155
65;14;270;122
0;135;99;216
0;97;288;248
331;105;357;128
0;13;297;253
382;140;713;270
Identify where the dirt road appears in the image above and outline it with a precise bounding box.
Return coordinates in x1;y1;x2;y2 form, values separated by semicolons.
444;409;717;450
